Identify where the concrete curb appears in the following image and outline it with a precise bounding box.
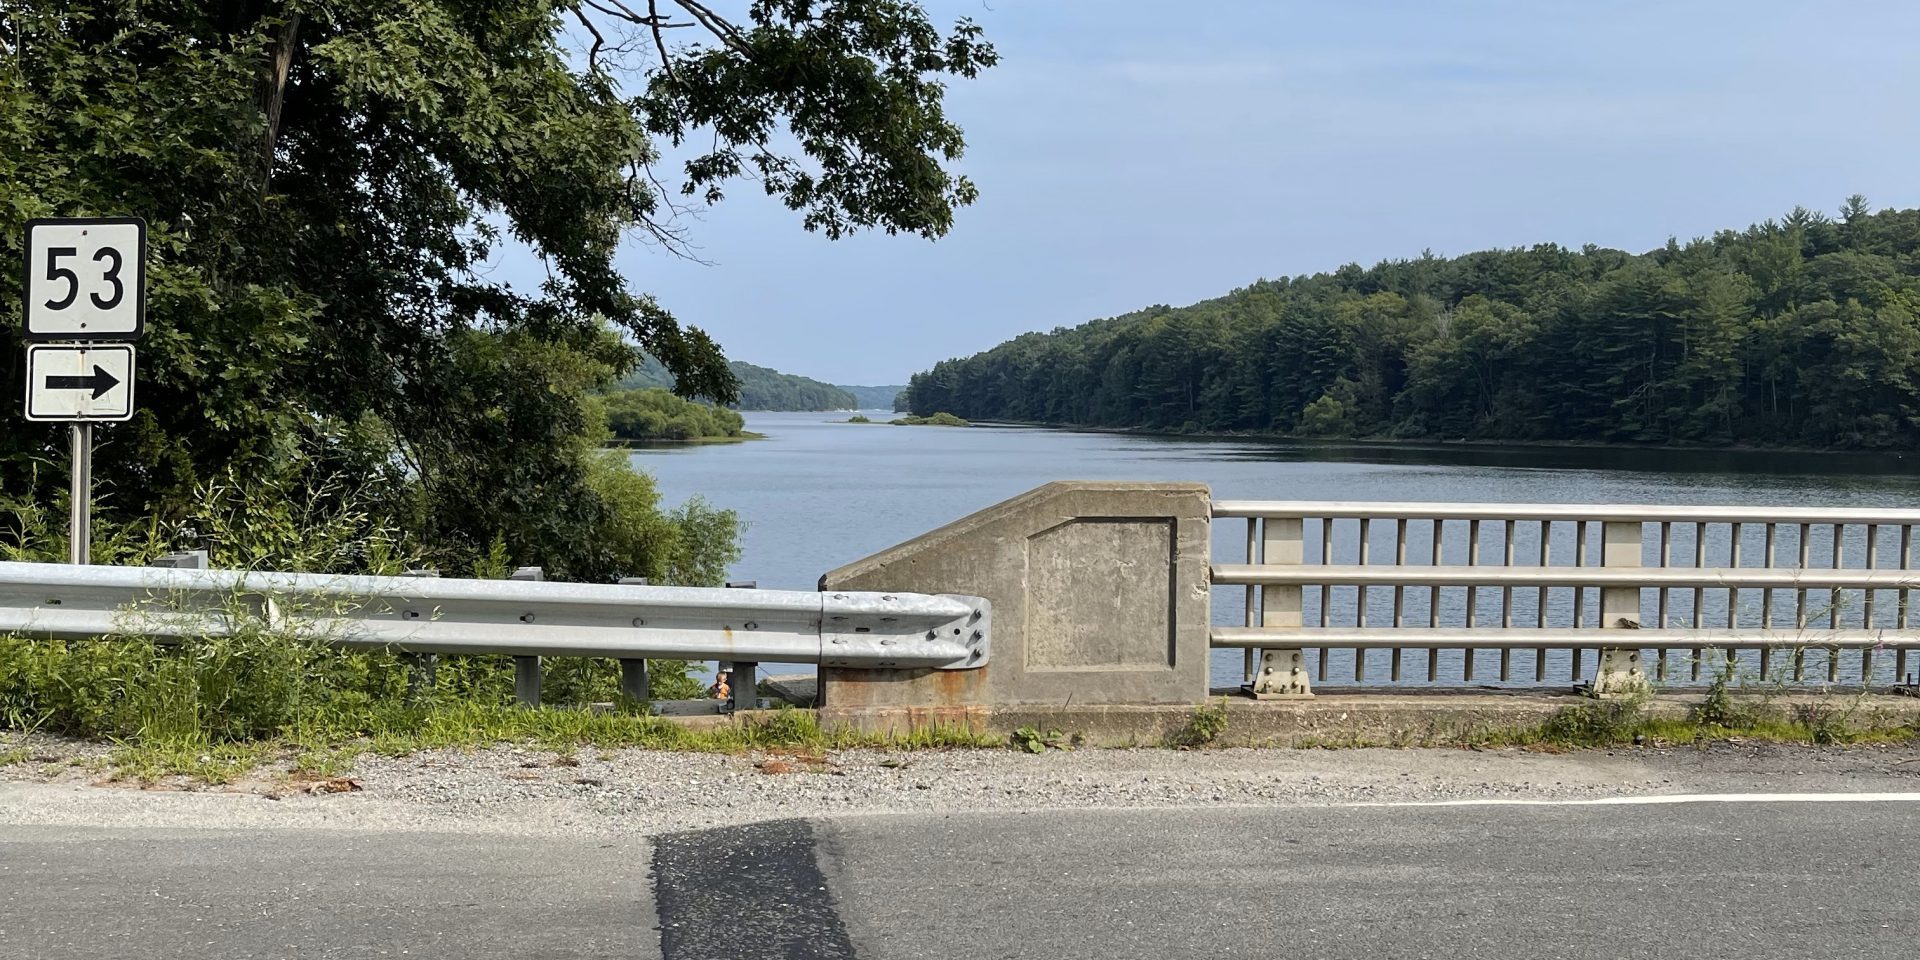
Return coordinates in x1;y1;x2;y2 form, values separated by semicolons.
816;692;1920;747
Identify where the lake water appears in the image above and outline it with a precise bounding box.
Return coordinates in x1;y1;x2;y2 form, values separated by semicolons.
631;411;1920;686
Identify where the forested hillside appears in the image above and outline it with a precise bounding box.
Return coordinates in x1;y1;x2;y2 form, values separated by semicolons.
622;357;858;411
903;200;1920;448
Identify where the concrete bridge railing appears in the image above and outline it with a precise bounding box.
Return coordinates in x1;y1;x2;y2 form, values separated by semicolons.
1216;500;1920;698
818;483;1920;726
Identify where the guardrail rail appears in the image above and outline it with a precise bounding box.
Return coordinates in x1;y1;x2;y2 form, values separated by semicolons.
0;559;990;708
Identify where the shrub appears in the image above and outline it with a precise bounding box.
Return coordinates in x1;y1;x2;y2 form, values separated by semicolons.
602;387;745;441
889;411;970;427
1165;698;1230;748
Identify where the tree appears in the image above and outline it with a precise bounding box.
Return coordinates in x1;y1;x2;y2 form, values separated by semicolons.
0;1;995;578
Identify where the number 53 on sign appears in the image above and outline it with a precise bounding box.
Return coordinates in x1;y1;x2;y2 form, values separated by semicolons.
22;217;146;340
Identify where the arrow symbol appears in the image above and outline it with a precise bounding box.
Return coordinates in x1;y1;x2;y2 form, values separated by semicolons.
45;365;121;400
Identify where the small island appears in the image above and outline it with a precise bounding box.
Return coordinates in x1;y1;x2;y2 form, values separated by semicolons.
603;387;761;443
889;412;970;427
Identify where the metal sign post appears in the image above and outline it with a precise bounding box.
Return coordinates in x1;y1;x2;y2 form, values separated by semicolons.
20;217;146;565
68;424;91;565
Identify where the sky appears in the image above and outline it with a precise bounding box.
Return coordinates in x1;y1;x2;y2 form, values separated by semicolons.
523;0;1920;386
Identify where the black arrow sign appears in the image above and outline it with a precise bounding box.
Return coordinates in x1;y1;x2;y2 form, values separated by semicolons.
45;364;121;400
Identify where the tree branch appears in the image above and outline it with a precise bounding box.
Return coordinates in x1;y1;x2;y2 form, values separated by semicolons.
668;0;753;55
640;0;679;83
570;6;607;72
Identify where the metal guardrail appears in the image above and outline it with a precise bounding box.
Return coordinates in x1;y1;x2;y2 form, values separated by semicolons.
0;560;991;705
1214;501;1920;697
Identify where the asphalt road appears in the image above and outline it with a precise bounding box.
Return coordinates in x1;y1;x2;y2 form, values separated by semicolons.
3;798;1916;959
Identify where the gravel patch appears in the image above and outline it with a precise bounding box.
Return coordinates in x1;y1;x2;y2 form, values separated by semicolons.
2;737;1916;838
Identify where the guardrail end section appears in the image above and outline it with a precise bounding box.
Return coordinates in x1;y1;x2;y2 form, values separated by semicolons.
819;592;991;670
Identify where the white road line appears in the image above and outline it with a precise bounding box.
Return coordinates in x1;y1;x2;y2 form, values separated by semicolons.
1366;792;1920;808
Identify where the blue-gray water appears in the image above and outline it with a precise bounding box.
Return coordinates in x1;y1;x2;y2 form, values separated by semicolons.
631;412;1920;687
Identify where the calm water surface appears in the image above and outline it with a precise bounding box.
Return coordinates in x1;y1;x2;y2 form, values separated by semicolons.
631;412;1920;684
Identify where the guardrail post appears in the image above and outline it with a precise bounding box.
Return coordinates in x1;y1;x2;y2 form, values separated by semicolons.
619;659;650;703
514;657;541;708
1245;518;1311;699
617;577;651;704
151;550;210;570
511;566;544;707
1592;521;1649;698
725;580;757;712
401;569;440;703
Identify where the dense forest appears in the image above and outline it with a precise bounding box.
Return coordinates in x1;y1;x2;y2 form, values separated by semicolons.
903;200;1920;449
603;389;749;442
622;357;858;411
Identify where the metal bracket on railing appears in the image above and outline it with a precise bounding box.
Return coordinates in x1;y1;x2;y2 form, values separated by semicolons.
1588;648;1649;699
1244;648;1313;699
819;591;990;670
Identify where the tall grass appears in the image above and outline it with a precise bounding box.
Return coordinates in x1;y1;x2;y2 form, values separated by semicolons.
0;468;730;778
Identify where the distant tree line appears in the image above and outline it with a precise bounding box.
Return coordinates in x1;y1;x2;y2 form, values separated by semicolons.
904;200;1920;449
835;383;909;409
623;357;858;411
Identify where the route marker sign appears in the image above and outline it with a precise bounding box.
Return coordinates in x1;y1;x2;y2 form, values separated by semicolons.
25;344;136;421
22;217;147;341
17;217;146;565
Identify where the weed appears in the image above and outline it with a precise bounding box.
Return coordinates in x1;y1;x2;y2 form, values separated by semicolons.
1011;725;1069;753
1165;698;1230;748
1532;699;1645;746
1690;667;1767;728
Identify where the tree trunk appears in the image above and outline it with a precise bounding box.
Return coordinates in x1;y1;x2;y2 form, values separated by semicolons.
256;14;302;191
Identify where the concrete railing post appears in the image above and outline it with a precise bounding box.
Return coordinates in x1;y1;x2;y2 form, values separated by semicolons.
1592;520;1649;697
1246;518;1311;698
816;481;1211;731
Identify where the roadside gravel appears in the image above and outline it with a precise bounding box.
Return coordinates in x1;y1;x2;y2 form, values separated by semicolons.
3;729;1916;838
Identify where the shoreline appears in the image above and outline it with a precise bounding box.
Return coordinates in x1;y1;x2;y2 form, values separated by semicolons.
607;431;766;448
969;419;1912;458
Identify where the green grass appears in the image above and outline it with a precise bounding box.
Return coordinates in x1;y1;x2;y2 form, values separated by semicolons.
9;628;1914;783
0;626;1000;782
1286;699;1919;751
135;706;996;782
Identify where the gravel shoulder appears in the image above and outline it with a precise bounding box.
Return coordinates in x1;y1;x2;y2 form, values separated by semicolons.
4;731;1917;838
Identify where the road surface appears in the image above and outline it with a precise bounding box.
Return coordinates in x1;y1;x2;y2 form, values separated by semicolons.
4;795;1917;959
